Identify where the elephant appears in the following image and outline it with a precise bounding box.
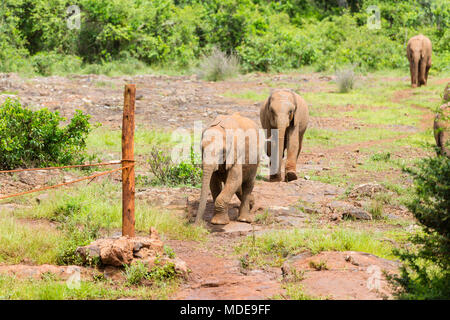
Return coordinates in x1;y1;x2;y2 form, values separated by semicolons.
407;34;432;88
260;89;309;182
195;112;260;225
434;102;449;158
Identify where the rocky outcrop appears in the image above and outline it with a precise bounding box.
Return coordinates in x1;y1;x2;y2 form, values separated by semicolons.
76;227;188;278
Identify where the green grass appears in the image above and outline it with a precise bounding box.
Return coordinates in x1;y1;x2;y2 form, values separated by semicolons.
0;215;62;264
87;126;174;155
222;89;269;102
305;127;403;149
0;275;178;300
13;179;207;241
272;283;319;300
235;227;396;268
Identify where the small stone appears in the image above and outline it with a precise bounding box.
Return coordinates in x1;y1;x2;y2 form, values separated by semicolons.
304;175;310;180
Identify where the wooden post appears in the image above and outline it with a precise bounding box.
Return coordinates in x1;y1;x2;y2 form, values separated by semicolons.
122;84;136;237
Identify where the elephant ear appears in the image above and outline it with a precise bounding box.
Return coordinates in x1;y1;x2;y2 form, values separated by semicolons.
292;92;309;128
260;97;271;130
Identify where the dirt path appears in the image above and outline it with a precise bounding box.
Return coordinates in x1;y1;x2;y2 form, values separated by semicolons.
168;240;282;300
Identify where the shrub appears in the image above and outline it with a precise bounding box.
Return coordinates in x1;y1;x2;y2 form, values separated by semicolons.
197;47;240;81
124;261;149;286
389;156;450;299
335;66;357;93
0;98;91;170
147;147;202;187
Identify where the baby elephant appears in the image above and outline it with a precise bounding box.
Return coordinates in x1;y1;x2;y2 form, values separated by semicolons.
407;34;432;88
196;113;260;225
260;89;309;182
434;102;449;158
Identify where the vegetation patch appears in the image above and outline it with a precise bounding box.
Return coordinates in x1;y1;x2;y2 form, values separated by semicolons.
235;227;395;268
0;99;91;170
14;180;207;241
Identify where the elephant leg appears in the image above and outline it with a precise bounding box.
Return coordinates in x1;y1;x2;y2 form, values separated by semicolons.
210;172;222;202
266;129;282;182
235;171;256;223
425;59;431;85
285;127;301;182
419;59;427;86
410;60;419;88
211;166;242;225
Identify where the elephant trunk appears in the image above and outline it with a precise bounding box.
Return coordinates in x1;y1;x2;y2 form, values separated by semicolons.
276;126;286;178
195;164;215;224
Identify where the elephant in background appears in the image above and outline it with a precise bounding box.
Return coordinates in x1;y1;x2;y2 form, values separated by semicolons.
196;113;260;225
260;89;309;182
407;34;432;88
434;102;449;158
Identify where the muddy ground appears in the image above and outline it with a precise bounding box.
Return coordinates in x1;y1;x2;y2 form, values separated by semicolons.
0;71;448;300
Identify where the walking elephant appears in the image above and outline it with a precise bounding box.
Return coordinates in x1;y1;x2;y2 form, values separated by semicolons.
196;113;260;225
407;34;432;88
260;89;309;182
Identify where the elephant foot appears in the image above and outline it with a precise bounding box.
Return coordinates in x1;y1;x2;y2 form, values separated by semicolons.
210;212;230;225
412;83;418;88
237;210;253;223
269;174;282;182
285;171;298;182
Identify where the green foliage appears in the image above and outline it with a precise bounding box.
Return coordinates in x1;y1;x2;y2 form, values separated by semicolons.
390;156;450;299
0;0;448;74
147;146;202;187
123;259;178;286
0;98;91;170
124;261;149;286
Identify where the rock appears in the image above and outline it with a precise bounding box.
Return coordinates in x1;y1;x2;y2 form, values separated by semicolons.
328;201;372;220
350;182;385;198
304;175;310;180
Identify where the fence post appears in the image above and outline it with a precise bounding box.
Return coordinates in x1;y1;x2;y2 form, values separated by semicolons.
122;84;136;237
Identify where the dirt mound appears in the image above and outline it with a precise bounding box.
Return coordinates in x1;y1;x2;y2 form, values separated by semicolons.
282;251;400;300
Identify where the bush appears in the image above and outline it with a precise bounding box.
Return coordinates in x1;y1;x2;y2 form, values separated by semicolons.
0;99;91;170
197;47;240;81
147;147;202;187
335;66;357;93
124;261;149;286
389;156;450;299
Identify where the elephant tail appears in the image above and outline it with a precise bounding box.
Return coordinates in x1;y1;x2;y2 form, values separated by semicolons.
195;164;215;224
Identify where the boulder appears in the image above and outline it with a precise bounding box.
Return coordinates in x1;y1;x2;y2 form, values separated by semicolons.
328;201;372;220
350;183;385;198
